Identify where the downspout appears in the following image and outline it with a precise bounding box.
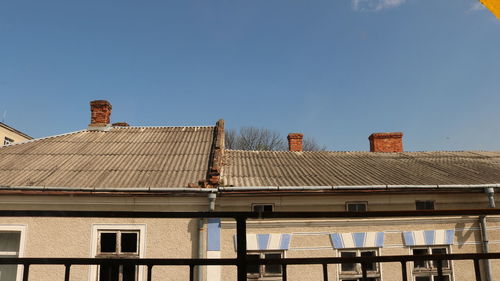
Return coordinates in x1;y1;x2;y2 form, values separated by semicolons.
480;187;495;281
198;192;217;281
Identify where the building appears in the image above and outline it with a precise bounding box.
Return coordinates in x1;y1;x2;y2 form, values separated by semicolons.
0;122;32;147
0;100;499;281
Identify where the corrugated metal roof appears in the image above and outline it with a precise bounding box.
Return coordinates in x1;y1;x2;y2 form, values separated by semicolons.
222;150;500;187
0;126;215;188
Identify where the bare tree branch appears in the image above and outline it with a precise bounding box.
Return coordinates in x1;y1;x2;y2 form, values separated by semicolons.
225;127;326;151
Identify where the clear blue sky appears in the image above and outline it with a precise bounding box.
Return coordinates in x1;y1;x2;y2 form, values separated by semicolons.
1;0;499;151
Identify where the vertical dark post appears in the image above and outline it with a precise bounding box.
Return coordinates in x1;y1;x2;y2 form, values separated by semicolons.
436;259;444;281
236;217;247;281
361;262;367;281
22;264;30;281
474;259;482;281
401;261;408;281
64;264;71;281
147;265;153;281
189;265;195;281
322;264;328;281
282;264;287;281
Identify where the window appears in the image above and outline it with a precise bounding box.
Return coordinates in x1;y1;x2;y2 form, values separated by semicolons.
3;137;13;146
412;247;452;281
252;204;274;213
97;231;139;281
91;225;145;281
338;249;380;281
0;229;23;281
247;251;283;280
416;201;435;210
346;202;367;212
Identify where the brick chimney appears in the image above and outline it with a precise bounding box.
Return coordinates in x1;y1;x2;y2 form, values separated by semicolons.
89;100;112;127
369;132;403;152
288;133;304;152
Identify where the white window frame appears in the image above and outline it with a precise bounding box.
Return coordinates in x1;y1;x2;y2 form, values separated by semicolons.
410;246;453;281
251;204;275;213
0;225;27;281
246;250;284;280
345;201;368;212
3;137;14;146
89;224;146;281
337;248;381;281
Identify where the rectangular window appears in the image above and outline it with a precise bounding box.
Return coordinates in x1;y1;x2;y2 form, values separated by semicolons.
346;202;368;212
252;204;274;213
0;231;22;281
416;201;435;210
3;137;14;146
339;249;380;281
246;251;283;280
412;246;452;281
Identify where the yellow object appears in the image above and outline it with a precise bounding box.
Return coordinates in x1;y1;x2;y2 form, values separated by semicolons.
481;0;500;19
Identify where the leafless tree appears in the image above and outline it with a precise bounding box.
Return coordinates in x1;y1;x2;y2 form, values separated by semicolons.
225;127;326;151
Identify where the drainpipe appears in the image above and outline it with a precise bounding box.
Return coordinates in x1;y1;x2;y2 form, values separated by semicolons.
480;187;495;281
198;192;217;281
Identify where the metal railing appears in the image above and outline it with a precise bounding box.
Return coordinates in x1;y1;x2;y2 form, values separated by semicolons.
1;209;500;281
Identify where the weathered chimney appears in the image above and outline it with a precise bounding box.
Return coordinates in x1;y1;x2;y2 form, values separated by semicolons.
369;132;403;152
89;100;112;127
288;133;304;152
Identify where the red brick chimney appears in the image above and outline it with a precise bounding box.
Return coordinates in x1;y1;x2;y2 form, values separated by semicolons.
288;133;304;152
89;100;112;127
369;132;403;152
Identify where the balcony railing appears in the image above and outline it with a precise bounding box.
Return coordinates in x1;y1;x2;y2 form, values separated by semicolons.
1;209;500;281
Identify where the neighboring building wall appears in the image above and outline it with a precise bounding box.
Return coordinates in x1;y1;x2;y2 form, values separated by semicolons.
0;195;209;281
0;123;31;147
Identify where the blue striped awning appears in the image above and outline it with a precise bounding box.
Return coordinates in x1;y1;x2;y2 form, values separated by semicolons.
234;234;291;251
330;232;384;249
403;230;454;246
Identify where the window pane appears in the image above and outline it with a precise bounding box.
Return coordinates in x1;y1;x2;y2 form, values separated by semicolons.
100;233;117;253
360;251;376;271
416;201;434;210
347;203;367;212
0;264;18;281
433;276;450;281
121;233;138;253
246;254;260;275
341;251;356;271
416;277;432;281
413;249;429;268
431;248;449;268
99;264;119;281
0;232;21;252
253;205;273;212
264;253;282;274
122;264;137;281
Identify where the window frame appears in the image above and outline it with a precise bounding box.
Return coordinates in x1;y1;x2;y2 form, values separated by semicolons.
251;204;275;213
345;201;368;212
410;246;453;281
89;224;146;281
415;201;435;210
246;250;284;280
0;225;27;281
337;248;381;281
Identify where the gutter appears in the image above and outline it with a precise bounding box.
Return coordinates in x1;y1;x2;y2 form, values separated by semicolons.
480;187;496;281
0;186;217;193
218;184;500;192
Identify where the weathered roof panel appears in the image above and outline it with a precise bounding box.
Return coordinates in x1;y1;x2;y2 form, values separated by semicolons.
223;150;500;187
0;126;215;188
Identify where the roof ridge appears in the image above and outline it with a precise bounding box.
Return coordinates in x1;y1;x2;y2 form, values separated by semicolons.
1;129;87;148
113;125;215;129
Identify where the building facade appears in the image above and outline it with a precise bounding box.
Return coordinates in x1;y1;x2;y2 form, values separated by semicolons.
0;122;31;147
0;100;499;281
